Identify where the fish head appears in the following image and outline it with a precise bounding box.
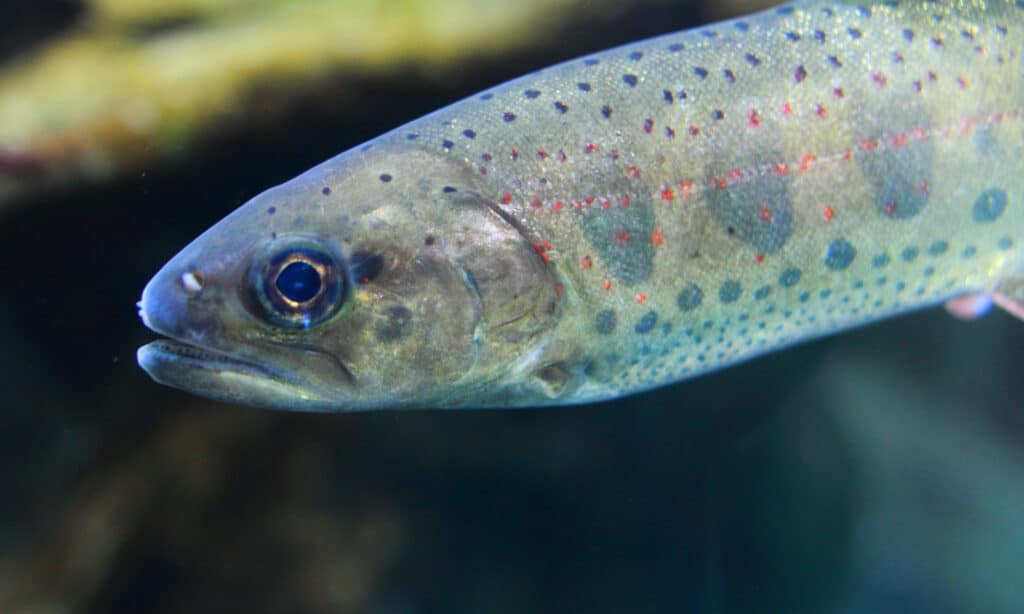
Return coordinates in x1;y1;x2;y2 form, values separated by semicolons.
137;145;563;411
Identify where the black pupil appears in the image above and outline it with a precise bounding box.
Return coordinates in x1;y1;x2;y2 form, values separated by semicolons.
275;261;321;303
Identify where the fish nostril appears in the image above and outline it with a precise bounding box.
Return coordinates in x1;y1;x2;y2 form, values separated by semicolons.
179;270;204;297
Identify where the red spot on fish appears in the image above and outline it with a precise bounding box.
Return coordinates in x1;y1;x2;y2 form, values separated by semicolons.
689;124;700;136
643;118;654;133
660;187;675;201
609;149;620;159
754;253;765;264
536;149;548;159
918;179;929;196
619;195;631;207
556;150;567;163
832;87;845;99
542;240;553;250
501;192;512;204
586;196;596;206
711;177;727;190
728;168;743;181
891;134;909;147
781;101;794;115
555;283;564;295
912;127;928;139
614;230;631;244
885;201;897;216
822;205;834;222
665;126;676;139
759;204;772;222
482;153;493;162
626;165;642;178
957;76;969;89
531;196;541;208
602;279;614;291
635;293;648;304
774;163;789;175
859;139;878;151
580;255;593;269
842;149;853;162
748;109;762;128
584;142;598;153
651;228;665;247
510;147;519;160
679;179;695;195
799;153;817;172
794;65;807;83
871;72;888;87
479;166;487;175
554;200;564;210
601;198;612;209
815;103;827;118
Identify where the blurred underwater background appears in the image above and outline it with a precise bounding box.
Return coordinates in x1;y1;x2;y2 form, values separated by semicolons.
1;0;1023;612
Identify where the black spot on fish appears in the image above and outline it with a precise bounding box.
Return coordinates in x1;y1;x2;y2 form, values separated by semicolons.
677;284;704;311
972;188;1007;222
961;246;976;259
379;173;392;183
998;236;1014;250
634;311;658;334
503;112;516;122
693;66;709;79
785;31;800;42
442;186;457;193
814;30;826;43
595;309;616;334
754;285;772;300
623;74;638;87
553;101;568;113
734;22;750;32
901;247;919;262
719;281;742;303
442;139;454;150
577;82;591;91
668;42;684;52
872;253;890;268
601;105;612;119
322;187;331;195
628;50;644;61
663;90;674;103
462;129;476;139
267;206;276;214
848;27;863;40
827;55;843;68
824;239;856;270
744;52;762;66
584;58;599;66
524;89;541;99
903;28;915;42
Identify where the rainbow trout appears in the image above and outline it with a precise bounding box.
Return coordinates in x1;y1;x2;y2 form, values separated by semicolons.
138;0;1024;411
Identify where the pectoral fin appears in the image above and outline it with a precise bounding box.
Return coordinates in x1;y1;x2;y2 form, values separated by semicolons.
945;278;1024;322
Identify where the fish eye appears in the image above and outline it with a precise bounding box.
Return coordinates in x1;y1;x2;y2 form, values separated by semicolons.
250;240;346;329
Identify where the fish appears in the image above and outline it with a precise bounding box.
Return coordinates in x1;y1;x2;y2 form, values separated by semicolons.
137;0;1024;411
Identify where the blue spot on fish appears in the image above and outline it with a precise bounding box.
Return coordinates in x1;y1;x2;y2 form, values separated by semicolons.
824;240;856;270
972;188;1007;222
677;284;704;311
595;309;616;334
779;268;801;287
719;281;742;303
635;311;658;334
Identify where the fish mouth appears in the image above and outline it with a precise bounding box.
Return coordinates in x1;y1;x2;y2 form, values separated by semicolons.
137;337;335;409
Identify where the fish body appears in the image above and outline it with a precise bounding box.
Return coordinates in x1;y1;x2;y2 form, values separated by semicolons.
138;0;1024;411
